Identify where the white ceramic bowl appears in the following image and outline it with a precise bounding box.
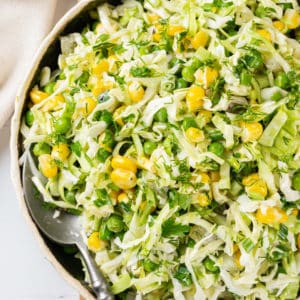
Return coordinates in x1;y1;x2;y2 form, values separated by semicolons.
10;1;117;298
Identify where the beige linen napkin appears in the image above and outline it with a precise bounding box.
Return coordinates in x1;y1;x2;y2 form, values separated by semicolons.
0;0;58;128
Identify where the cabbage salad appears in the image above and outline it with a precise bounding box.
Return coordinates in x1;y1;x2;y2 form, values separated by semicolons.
21;0;300;299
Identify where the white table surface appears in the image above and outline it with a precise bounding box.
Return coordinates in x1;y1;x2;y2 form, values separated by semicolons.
0;1;81;299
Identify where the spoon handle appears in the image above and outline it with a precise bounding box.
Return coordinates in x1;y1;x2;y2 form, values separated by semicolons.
77;243;114;300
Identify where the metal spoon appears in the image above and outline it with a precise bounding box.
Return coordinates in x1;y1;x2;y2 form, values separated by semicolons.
22;152;114;300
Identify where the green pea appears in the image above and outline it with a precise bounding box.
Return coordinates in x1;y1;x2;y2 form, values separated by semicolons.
139;47;150;55
25;110;34;127
292;172;300;191
143;141;157;155
181;66;195;82
103;130;115;149
54;117;72;134
97;148;111;162
143;259;159;272
65;191;77;205
154;107;168;123
182;117;198;130
59;72;66;80
106;215;125;233
203;257;219;273
32;142;51;156
189;57;201;70
275;72;290;89
240;70;252;86
176;78;188;89
209;130;223;141
44;82;56;94
208;142;224;157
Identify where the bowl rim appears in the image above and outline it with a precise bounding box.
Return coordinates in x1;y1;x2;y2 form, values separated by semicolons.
10;1;105;299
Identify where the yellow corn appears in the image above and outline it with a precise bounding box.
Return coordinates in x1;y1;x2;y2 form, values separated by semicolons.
78;97;97;116
111;168;137;190
200;172;210;184
42;94;65;111
153;32;161;42
256;206;288;225
92;60;109;76
191;30;209;49
273;20;285;31
210;171;220;182
113;106;126;126
51;144;70;161
38;154;58;178
195;67;219;88
197;110;212;124
291;209;299;216
117;192;129;203
242;173;260;186
197;193;210;207
148;14;160;24
111;155;137;173
30;89;49;104
297;234;300;250
246;179;268;200
186;85;205;112
257;29;272;42
233;245;243;269
90;77;114;97
241;122;263;143
185;127;205;143
284;9;300;29
87;232;106;252
167;25;185;36
128;82;145;103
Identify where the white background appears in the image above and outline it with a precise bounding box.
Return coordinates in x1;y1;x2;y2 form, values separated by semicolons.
0;1;81;299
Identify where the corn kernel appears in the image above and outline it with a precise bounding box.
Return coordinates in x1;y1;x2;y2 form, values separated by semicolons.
128;82;145;103
197;193;210;207
256;206;288;225
297;234;300;250
148;14;160;24
200;172;210;184
153;24;162;42
117;192;129;203
111;168;137;190
241;122;263;143
233;246;243;269
38;154;58;178
78;97;97;116
92;60;109;76
197;109;212;124
167;25;185;36
51;143;70;161
291;209;299;216
195;67;219;88
246;179;268;200
42;94;65;111
191;30;209;49
113;106;126;126
87;232;106;252
210;171;220;182
242;173;260;186
273;20;285;31
185;127;205;143
257;29;272;42
284;9;300;29
186;85;205;112
30;89;49;104
111;155;137;173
